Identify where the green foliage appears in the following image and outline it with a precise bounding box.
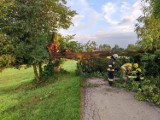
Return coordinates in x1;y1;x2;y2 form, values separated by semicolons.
99;44;111;51
67;41;83;52
76;53;160;79
0;32;15;71
77;58;109;77
126;44;139;52
115;53;160;107
0;33;14;55
136;81;160;106
135;0;160;52
141;54;160;77
42;61;55;80
0;0;77;82
116;56;132;65
112;44;124;52
83;40;97;52
76;56;134;78
0;0;76;81
152;0;160;18
59;35;83;52
42;59;64;80
0;55;15;72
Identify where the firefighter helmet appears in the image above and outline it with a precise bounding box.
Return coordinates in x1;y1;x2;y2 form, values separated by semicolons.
113;54;118;59
133;63;138;68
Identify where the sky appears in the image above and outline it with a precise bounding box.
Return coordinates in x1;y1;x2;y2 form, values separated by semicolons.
60;0;143;48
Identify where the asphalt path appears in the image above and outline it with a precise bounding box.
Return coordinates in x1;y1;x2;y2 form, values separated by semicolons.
82;78;160;120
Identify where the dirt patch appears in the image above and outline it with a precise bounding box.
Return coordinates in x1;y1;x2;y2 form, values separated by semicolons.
82;78;160;120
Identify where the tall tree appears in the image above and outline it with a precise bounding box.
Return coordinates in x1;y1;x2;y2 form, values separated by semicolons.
83;40;97;52
57;34;83;52
112;44;124;52
135;0;160;53
99;44;111;51
0;32;15;72
0;0;76;82
126;44;138;52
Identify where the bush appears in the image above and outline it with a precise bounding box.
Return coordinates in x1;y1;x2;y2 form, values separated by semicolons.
76;56;133;78
42;59;64;80
141;54;160;77
76;58;108;77
42;61;55;80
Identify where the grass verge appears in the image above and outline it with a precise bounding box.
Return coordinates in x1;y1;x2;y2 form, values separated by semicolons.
0;60;81;120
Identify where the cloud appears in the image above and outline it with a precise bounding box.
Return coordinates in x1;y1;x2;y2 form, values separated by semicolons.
120;1;131;13
102;1;142;26
118;17;132;25
64;0;101;33
133;1;142;10
61;0;143;48
74;27;137;48
72;15;85;27
102;2;118;25
118;1;142;25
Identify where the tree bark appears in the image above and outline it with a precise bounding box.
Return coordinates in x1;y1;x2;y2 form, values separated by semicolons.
38;62;42;79
33;64;40;82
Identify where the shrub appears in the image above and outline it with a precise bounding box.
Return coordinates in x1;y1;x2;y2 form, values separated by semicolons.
76;56;133;78
76;58;108;77
42;59;64;80
141;54;160;77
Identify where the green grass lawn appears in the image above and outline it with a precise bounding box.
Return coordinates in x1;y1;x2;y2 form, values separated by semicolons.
0;68;35;93
0;60;81;120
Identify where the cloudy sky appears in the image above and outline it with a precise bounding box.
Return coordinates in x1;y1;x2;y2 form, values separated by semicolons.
60;0;143;48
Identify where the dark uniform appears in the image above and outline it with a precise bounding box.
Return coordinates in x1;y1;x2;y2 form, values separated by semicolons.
107;54;118;85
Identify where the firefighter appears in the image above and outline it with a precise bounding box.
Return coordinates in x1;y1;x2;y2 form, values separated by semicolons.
121;63;132;80
128;63;144;81
107;54;119;86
